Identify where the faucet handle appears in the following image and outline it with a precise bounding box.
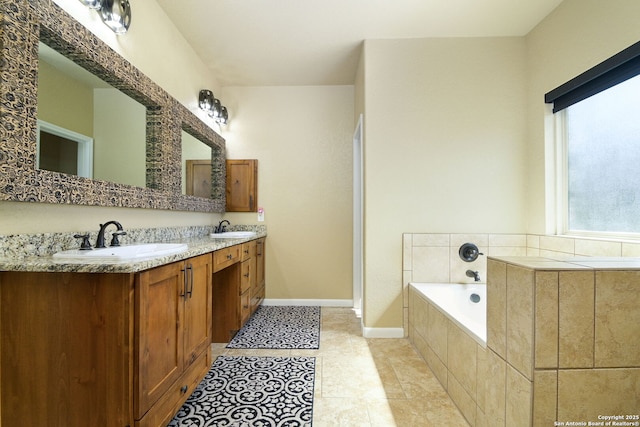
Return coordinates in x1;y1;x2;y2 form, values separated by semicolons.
73;234;93;250
110;231;127;247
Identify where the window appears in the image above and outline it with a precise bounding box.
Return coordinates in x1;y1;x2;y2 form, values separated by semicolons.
564;75;640;235
546;41;640;238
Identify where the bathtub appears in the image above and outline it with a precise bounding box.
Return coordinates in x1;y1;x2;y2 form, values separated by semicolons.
409;282;486;346
408;282;488;425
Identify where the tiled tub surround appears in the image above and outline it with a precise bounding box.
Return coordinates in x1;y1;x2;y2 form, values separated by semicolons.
408;284;488;426
402;232;640;333
408;255;640;427
0;224;266;273
486;257;640;426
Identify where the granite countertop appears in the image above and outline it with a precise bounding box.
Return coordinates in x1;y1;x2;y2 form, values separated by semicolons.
489;255;640;270
0;231;267;274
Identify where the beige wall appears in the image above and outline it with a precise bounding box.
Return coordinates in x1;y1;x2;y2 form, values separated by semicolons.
524;0;640;233
364;0;640;331
93;89;147;187
38;60;94;136
220;86;355;301
0;0;225;235
361;37;528;329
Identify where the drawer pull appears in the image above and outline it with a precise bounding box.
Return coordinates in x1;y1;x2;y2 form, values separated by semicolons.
227;254;233;260
180;385;188;394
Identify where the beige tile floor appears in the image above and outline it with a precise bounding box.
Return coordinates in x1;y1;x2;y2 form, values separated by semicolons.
212;306;469;426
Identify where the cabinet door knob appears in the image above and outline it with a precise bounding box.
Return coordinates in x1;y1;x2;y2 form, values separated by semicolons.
180;385;188;394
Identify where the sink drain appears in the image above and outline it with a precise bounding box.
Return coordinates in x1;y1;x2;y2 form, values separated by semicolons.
469;293;481;303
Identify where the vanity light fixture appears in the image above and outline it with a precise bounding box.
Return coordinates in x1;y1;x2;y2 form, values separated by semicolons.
199;89;230;125
99;0;131;35
216;106;228;125
208;98;222;119
79;0;102;9
198;90;215;111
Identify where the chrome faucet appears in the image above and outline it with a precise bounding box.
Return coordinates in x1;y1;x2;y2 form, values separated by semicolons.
214;220;230;234
466;270;481;282
95;220;126;248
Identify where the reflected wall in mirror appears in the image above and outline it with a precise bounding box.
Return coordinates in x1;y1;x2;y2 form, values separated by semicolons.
0;0;226;212
37;42;146;188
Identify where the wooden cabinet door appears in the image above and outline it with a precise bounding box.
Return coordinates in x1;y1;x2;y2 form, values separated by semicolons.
256;238;266;289
226;159;258;212
183;254;212;367
252;238;266;314
135;261;185;419
0;272;134;427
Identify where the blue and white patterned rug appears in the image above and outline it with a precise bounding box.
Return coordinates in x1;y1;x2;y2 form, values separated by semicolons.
227;305;321;349
168;356;315;427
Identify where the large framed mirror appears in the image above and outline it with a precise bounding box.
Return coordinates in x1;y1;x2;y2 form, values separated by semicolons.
0;0;225;212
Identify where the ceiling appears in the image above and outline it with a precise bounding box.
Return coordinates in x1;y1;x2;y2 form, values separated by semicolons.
155;0;564;87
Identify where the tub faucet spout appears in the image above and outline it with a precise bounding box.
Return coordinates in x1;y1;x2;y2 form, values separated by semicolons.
466;270;481;282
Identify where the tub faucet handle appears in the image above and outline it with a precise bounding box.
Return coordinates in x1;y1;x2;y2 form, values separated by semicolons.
459;243;483;262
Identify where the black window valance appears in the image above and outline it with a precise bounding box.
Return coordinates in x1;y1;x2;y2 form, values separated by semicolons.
545;40;640;113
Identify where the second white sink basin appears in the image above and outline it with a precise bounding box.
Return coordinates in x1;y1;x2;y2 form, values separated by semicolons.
210;231;257;239
53;243;189;262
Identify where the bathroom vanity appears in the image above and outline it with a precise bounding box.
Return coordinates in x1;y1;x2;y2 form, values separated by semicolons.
211;238;266;342
0;234;266;427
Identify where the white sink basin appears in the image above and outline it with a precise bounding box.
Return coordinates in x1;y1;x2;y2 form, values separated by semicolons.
53;243;189;262
210;231;257;239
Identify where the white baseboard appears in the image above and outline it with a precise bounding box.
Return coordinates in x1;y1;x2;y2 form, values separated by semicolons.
362;327;405;338
261;300;404;338
263;299;353;307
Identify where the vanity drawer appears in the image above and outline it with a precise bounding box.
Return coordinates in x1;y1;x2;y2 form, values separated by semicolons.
213;245;241;272
136;350;209;427
241;240;257;262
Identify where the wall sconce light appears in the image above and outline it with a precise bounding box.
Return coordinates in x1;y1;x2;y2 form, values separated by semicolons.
99;0;132;35
199;89;229;125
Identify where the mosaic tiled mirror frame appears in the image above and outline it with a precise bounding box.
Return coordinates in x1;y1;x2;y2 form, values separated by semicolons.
0;0;226;212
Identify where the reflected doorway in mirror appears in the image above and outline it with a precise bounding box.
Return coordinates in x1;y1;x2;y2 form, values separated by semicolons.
36;120;93;178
